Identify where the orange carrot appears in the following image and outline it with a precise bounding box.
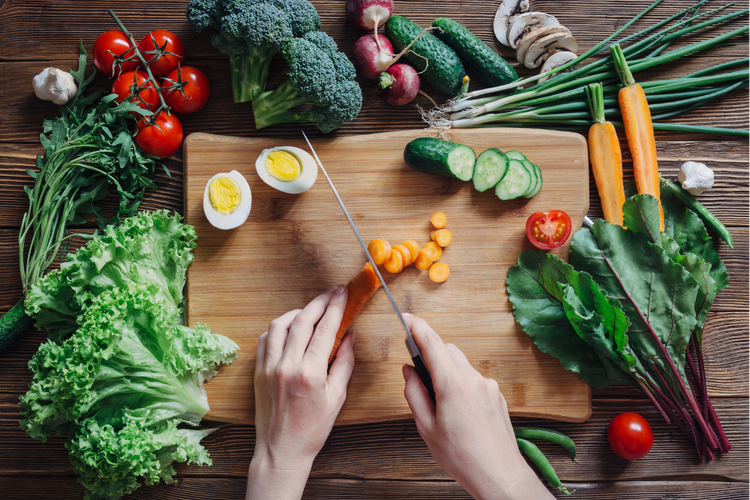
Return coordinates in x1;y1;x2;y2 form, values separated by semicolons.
422;241;442;261
402;240;420;263
367;239;391;265
414;250;433;270
432;229;452;248
431;212;447;229
428;262;450;283
612;44;664;231
585;83;626;227
329;262;382;363
393;243;414;266
384;248;404;274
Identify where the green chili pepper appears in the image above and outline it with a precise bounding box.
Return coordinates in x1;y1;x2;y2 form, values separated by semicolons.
514;427;577;459
516;438;572;495
661;177;733;248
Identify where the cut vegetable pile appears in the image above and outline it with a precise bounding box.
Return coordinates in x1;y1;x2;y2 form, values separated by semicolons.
21;211;239;499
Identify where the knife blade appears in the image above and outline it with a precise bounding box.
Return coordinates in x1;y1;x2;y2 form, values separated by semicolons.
302;131;436;403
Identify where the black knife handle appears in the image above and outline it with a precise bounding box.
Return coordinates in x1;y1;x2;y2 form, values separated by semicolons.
411;354;436;403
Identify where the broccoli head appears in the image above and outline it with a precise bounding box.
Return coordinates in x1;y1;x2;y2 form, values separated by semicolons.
251;31;362;134
186;0;321;102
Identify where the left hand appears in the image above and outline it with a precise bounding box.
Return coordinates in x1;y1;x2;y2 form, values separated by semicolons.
246;285;354;500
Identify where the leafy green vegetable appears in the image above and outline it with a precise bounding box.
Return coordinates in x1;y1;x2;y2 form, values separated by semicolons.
21;211;238;499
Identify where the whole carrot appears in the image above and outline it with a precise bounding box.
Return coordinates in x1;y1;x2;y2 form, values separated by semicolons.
585;82;626;227
612;44;664;231
328;262;382;363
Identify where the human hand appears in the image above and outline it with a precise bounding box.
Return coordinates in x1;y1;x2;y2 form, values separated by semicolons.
401;313;554;500
246;285;354;500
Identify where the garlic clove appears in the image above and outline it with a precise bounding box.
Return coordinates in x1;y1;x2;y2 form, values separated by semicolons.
678;161;714;195
33;67;78;105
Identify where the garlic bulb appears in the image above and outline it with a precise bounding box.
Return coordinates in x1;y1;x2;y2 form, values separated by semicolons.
678;161;714;195
32;68;77;105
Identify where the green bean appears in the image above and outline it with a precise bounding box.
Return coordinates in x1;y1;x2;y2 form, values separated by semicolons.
516;438;572;495
661;178;734;248
513;427;577;459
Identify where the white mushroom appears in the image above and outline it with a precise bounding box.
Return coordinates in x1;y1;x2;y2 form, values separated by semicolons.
515;25;571;65
33;67;77;105
678;161;714;195
493;0;530;47
538;51;578;82
506;12;559;49
523;32;579;69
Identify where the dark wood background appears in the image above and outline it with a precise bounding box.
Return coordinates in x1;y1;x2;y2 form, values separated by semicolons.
0;0;747;498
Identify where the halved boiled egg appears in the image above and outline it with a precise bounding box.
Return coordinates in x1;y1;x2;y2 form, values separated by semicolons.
203;170;252;230
255;146;318;194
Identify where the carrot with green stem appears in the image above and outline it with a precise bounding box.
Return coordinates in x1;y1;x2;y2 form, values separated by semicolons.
585;82;626;227
328;262;382;363
612;43;664;231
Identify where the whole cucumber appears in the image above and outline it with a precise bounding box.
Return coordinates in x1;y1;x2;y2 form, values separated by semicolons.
384;15;466;95
433;17;518;88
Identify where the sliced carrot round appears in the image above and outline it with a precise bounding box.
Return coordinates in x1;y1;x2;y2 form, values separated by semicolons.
433;229;452;248
428;262;450;283
384;248;404;273
367;239;391;265
414;250;433;270
431;212;447;229
393;244;414;266
402;240;420;263
422;241;442;261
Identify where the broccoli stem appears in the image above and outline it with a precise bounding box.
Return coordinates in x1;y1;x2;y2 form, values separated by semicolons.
229;44;278;103
251;79;314;129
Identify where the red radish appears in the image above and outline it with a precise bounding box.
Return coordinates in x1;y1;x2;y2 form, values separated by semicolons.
346;0;394;32
379;63;420;106
353;34;395;80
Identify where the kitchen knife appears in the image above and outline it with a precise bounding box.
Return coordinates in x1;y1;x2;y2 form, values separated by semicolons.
302;131;436;403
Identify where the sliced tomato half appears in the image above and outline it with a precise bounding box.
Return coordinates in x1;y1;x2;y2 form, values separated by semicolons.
526;210;572;250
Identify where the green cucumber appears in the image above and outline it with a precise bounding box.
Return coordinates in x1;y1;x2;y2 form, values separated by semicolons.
504;150;527;162
0;298;33;356
404;137;475;181
432;17;518;88
384;15;466;95
524;163;544;198
521;160;539;198
473;148;509;192
495;159;532;200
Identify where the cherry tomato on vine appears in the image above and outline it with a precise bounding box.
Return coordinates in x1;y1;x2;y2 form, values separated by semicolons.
111;70;160;112
525;210;572;250
608;412;653;460
138;30;185;77
93;30;138;78
134;112;183;159
162;66;210;114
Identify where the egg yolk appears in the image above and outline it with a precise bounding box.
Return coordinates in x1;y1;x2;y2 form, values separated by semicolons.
265;150;301;182
208;176;241;214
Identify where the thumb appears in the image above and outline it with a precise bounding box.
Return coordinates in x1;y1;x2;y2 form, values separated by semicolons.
402;364;435;432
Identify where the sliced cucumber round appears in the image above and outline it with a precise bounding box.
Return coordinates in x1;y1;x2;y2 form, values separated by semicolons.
495;159;532;200
524;163;543;198
473;148;509;192
504;150;528;162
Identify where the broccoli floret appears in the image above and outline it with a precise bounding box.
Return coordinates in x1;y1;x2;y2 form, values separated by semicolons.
251;32;362;134
186;0;321;102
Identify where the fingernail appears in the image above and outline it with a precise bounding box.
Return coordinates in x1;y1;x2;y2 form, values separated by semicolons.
327;286;336;294
335;284;346;295
402;364;411;381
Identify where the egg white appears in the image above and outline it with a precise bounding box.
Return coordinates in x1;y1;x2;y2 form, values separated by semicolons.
203;170;252;230
255;146;318;194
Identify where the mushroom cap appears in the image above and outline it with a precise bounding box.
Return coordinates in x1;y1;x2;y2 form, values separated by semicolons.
493;0;530;47
538;51;578;82
506;12;559;49
523;32;579;69
515;25;571;65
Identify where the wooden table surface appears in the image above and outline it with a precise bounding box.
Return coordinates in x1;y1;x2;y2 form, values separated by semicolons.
0;1;747;498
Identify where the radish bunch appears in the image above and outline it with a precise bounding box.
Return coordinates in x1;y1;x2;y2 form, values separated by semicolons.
347;0;421;107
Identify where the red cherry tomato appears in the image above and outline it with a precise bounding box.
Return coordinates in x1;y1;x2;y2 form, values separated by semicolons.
93;30;138;78
111;70;160;112
525;210;573;250
134;112;183;159
162;66;211;114
608;412;653;460
138;30;185;77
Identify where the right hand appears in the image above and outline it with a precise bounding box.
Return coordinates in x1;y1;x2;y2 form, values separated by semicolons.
401;313;554;500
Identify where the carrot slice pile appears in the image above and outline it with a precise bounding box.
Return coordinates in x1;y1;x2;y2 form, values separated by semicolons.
422;241;442;261
402;240;420;263
414;250;433;270
432;229;452;248
393;244;414;266
428;262;450;283
384;248;404;274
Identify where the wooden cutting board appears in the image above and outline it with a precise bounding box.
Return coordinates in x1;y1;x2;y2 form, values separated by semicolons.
184;129;591;425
